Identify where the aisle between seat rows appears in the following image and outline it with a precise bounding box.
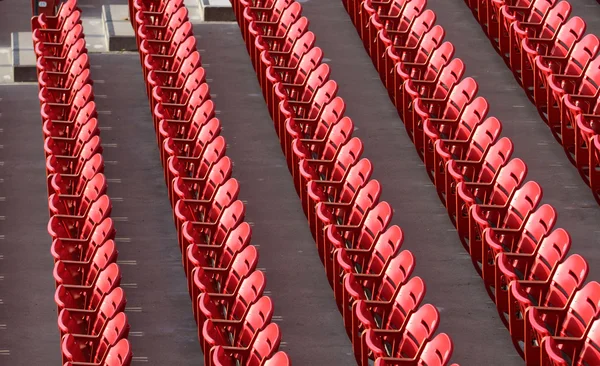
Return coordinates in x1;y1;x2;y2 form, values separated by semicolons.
193;22;356;365
0;84;61;365
89;53;204;365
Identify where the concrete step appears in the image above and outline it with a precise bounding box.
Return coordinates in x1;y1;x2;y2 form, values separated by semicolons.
11;32;36;83
102;4;137;52
197;0;235;22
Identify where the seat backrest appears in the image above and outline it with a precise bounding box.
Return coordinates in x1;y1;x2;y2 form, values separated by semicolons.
536;1;571;39
237;296;274;347
440;77;478;120
328;138;364;182
472;135;512;184
547;17;586;58
399;9;436;51
576;320;600;366
365;225;404;274
247;323;282;366
428;58;465;101
418;332;454;366
223;246;259;294
513;203;557;255
562;34;600;77
444;95;487;142
375;250;415;302
394;0;426;32
525;0;564;25
575;56;600;96
393;304;440;358
557;281;600;338
501;180;543;229
541;254;588;308
409;25;445;66
487;158;528;206
384;276;426;330
353;201;393;252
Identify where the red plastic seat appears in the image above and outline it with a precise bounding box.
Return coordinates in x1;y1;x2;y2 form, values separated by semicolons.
380;9;437;89
57;287;126;337
362;304;440;366
32;0;79;30
190;246;259;321
48;195;112;241
509;1;571;72
392;25;446;99
306;158;373;235
48;154;104;199
469;179;543;272
61;312;129;364
180;200;246;264
442;131;509;224
32;10;82;45
314;179;382;259
332;224;403;302
171;155;231;209
297;137;363;206
166;136;227;198
195;269;265;328
35;24;85;59
55;263;121;312
535;34;599;124
63;338;132;366
186;222;252;286
36;38;88;75
422;93;486;179
174;178;240;239
403;55;464;132
201;296;273;364
48;171;106;217
209;323;281;366
519;15;585;93
524;280;600;363
374;332;454;366
495;227;569;327
288;108;351;179
38;53;91;91
542;317;600;366
557;56;600;164
342;247;415;337
50;217;115;263
507;254;588;356
353;276;425;359
411;77;479;155
455;157;528;246
53;239;117;286
369;0;428;73
483;203;557;299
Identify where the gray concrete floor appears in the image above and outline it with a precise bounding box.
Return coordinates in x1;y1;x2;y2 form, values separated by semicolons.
1;0;599;365
0;84;62;365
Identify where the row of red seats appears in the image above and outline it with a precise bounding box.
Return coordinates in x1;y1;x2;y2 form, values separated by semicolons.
128;0;290;365
464;0;600;204
228;0;458;365
339;0;600;364
31;0;132;365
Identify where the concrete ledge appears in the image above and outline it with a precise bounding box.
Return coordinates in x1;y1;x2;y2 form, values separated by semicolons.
102;5;137;52
11;32;37;82
198;0;235;22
